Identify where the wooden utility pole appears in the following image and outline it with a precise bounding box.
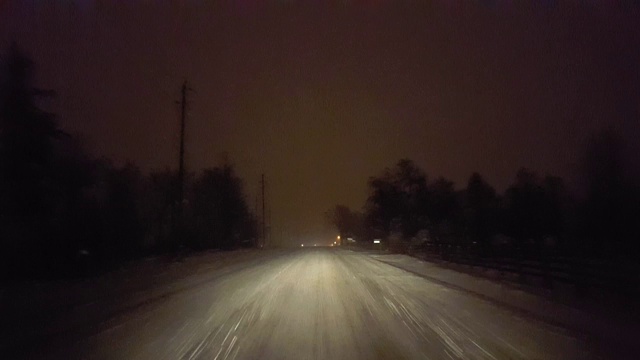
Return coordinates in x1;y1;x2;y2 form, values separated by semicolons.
177;80;187;216
261;173;266;247
171;80;188;250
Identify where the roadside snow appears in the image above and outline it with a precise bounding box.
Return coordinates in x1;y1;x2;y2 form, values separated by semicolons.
365;251;640;355
0;249;281;354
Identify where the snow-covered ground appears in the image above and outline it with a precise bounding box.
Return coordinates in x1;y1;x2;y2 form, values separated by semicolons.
365;251;640;357
0;249;284;356
2;248;636;359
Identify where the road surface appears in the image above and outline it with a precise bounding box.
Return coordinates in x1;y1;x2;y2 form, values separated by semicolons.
22;248;611;359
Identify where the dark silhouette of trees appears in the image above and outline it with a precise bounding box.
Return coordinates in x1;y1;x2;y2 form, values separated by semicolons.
0;43;69;278
540;176;568;245
99;162;144;263
363;160;466;251
365;159;429;240
580;129;640;261
190;164;256;250
462;173;498;256
0;44;260;281
503;168;547;254
140;169;178;251
49;137;96;272
326;205;363;241
48;160;146;273
345;133;638;272
427;177;460;247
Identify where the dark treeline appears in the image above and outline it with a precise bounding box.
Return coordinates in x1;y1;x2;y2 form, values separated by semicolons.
0;44;258;281
330;134;640;273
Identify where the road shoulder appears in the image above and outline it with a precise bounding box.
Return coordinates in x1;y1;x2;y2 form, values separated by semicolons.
358;249;640;356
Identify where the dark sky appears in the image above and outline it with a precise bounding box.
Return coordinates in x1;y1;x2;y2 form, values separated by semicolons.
2;1;639;246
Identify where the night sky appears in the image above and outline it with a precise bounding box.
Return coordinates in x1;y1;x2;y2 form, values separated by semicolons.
2;1;639;246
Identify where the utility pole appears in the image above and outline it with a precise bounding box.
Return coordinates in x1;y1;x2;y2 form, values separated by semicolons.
177;80;187;217
254;193;259;247
261;173;266;247
172;80;188;250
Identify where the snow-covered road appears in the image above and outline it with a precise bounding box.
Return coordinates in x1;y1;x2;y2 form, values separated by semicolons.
17;248;617;359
